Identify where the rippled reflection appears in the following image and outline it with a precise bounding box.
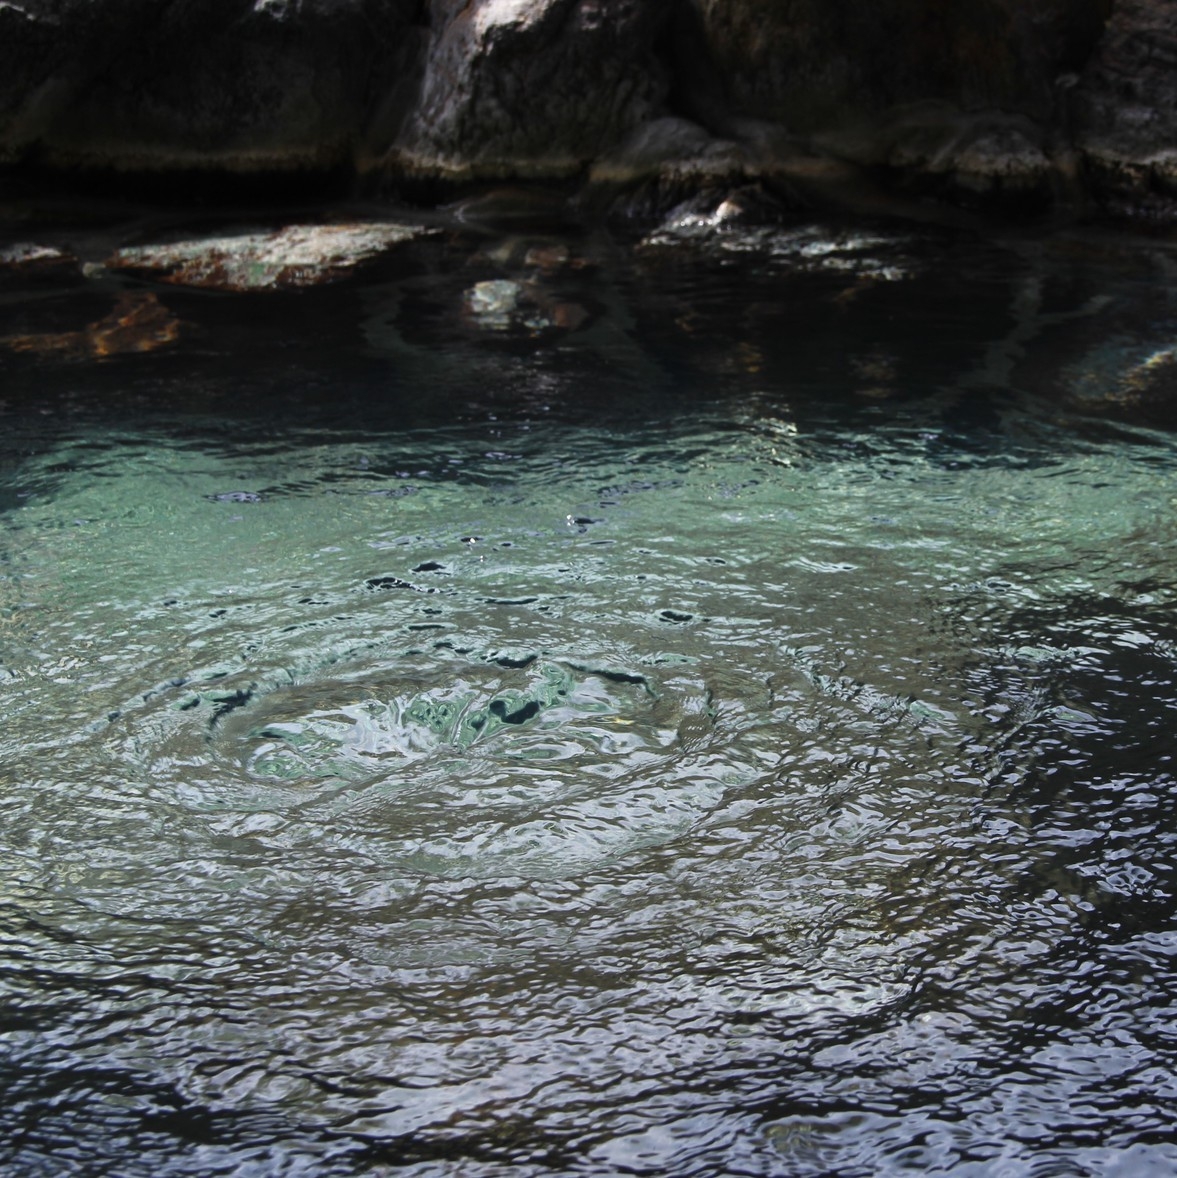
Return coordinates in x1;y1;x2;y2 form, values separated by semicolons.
3;224;1177;1176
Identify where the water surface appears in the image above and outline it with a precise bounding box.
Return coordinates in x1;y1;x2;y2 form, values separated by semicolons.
2;211;1177;1175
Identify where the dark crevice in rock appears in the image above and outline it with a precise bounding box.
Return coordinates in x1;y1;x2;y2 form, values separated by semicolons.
655;1;734;140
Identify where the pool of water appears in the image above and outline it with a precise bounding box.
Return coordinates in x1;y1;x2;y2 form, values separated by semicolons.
3;206;1177;1175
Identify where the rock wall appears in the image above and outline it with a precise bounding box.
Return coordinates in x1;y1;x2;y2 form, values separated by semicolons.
0;0;421;172
390;0;667;179
1073;0;1177;216
0;0;1174;221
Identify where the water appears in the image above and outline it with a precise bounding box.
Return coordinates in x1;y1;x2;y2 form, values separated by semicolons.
3;207;1177;1175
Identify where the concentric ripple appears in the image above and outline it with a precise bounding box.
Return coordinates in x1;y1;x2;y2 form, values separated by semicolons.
133;639;732;878
6;223;1177;1177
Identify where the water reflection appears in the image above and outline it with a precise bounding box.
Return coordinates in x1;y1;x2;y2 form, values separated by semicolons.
2;291;182;360
2;216;1177;1175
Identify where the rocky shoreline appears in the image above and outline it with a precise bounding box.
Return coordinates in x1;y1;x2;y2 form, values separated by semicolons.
2;0;1176;223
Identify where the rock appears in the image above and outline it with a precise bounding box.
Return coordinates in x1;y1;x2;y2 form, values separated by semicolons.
876;108;1056;213
0;0;421;172
692;0;1109;134
1073;0;1177;217
462;276;588;335
687;0;1110;216
5;0;1177;225
465;278;523;330
588;117;732;184
2;291;181;359
0;242;80;281
388;0;668;180
584;115;756;217
105;221;432;292
1044;336;1177;418
0;242;71;267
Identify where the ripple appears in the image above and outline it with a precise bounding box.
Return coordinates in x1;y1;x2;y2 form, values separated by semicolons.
139;642;731;879
6;228;1177;1176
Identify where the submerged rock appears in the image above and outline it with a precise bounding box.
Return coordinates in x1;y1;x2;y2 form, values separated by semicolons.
463;277;588;335
1055;339;1177;414
465;279;523;330
2;291;181;359
639;206;917;290
105;222;432;292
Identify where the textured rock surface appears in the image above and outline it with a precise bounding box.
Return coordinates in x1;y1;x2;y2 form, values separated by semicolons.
391;0;667;179
2;0;1177;221
691;0;1111;130
0;0;421;171
0;242;79;279
105;222;431;290
1073;0;1177;215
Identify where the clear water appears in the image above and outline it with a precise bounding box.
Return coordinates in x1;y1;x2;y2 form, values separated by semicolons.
3;210;1177;1175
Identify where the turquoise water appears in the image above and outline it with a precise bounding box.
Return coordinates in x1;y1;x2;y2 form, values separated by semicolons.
2;212;1177;1175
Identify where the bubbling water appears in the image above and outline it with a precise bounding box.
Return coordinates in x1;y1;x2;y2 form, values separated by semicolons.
142;642;730;879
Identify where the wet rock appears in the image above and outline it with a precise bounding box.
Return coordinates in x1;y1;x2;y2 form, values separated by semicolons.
466;278;523;330
585;116;757;217
0;242;76;270
0;243;81;283
2;291;181;360
630;185;787;248
105;222;432;292
388;0;668;181
879;109;1056;213
684;0;1110;217
462;276;589;335
639;208;916;291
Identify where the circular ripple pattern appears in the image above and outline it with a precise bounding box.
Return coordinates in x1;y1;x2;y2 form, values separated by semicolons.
169;646;728;878
5;226;1177;1177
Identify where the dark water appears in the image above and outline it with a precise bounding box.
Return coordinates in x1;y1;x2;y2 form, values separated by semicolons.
3;205;1177;1175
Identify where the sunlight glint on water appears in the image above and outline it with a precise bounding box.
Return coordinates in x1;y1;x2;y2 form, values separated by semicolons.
3;243;1177;1175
